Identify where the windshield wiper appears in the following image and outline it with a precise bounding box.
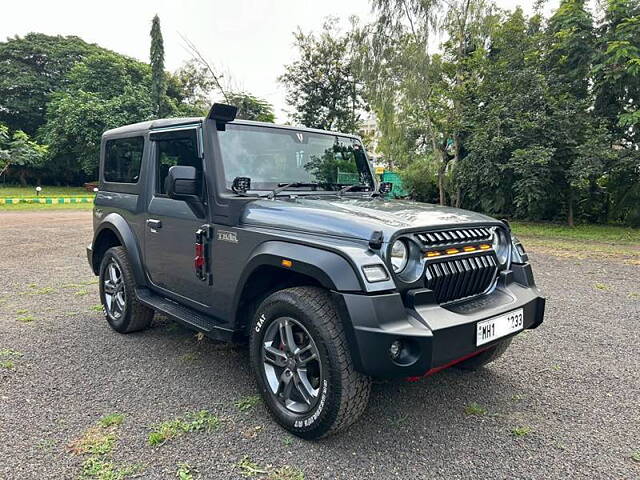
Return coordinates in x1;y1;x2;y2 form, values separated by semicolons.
338;183;370;196
267;182;320;199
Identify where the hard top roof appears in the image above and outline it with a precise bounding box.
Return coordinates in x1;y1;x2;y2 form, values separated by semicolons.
102;117;360;140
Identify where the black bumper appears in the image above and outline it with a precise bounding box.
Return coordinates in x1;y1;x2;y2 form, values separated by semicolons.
333;264;545;379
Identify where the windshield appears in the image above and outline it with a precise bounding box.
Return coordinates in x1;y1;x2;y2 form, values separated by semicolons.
218;124;374;192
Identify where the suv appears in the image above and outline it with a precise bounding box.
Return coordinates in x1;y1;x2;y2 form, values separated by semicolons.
88;104;545;439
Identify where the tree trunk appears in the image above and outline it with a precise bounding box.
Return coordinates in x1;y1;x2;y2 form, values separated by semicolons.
567;189;574;227
18;169;27;187
438;163;446;206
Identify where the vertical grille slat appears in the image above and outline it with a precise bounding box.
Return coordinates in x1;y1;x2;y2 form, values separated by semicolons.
424;253;497;304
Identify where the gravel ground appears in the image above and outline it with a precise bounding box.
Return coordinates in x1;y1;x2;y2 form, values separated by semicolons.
0;210;638;479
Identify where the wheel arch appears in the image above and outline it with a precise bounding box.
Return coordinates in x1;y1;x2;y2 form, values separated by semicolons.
91;214;146;286
232;241;363;334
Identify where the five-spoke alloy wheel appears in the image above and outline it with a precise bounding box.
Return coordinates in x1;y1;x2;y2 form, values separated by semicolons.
262;317;323;414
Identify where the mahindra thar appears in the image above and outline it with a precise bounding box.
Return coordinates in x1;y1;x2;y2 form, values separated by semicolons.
87;103;545;439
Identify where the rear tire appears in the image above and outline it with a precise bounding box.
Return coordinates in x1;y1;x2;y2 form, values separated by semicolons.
98;246;154;333
249;286;371;439
454;338;513;370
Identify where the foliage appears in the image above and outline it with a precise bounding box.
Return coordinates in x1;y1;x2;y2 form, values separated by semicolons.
150;15;168;117
227;92;275;122
0;123;48;184
280;17;365;133
0;33;106;135
39;52;154;179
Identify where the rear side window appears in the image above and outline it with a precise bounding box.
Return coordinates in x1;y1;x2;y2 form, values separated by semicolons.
104;137;144;183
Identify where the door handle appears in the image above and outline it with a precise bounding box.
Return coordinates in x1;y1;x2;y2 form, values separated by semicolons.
147;219;162;230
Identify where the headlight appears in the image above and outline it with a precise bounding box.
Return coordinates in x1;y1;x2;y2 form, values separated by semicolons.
390;239;409;273
491;227;510;268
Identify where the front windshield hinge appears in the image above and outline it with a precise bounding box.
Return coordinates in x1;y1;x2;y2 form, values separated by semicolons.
369;230;384;250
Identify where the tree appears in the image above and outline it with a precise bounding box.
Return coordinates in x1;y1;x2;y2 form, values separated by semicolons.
280;18;365;133
226;92;275;122
0;124;47;184
40;52;154;179
150;14;168;117
0;33;104;135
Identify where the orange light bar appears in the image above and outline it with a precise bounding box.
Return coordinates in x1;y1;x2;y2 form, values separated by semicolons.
426;251;441;257
463;246;477;252
281;259;293;268
479;244;491;250
445;248;460;255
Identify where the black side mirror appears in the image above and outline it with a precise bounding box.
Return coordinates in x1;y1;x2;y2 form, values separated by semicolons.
379;182;393;195
167;165;199;199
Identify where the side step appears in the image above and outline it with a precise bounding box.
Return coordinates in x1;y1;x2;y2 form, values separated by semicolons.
136;288;235;342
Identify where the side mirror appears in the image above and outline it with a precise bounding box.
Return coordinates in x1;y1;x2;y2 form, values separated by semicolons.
379;182;393;195
167;165;199;199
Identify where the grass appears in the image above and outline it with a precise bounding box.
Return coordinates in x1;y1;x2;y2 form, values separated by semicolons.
510;222;640;260
80;457;143;480
98;413;125;428
464;402;487;416
17;315;36;323
147;410;220;447
511;426;532;437
0;360;15;369
0;348;22;369
235;395;262;412
0;185;91;197
0;201;94;211
90;304;104;312
176;463;196;480
237;458;304;480
631;450;640;463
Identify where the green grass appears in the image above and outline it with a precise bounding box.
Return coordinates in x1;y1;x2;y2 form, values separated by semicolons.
80;457;143;480
176;463;196;480
464;402;487;416
511;222;640;260
236;457;304;480
98;413;125;428
511;426;532;437
0;360;15;369
17;315;36;323
0;202;94;211
147;410;220;447
235;395;261;412
0;185;92;197
631;450;640;463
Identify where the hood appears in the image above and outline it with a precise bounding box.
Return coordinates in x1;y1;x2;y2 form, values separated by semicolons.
241;196;500;240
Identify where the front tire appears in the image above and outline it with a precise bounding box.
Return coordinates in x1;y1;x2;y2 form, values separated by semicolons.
249;287;371;439
98;246;154;333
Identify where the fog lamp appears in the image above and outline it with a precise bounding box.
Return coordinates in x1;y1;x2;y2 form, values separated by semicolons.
389;340;402;360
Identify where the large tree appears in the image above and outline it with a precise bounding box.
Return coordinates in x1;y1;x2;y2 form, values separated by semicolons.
40;52;154;179
280;18;365;133
0;33;104;135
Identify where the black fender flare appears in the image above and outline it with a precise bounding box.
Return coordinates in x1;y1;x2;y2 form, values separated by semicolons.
92;213;146;286
232;241;364;315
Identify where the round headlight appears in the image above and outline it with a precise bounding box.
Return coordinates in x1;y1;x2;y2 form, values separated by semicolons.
390;240;409;273
491;227;510;267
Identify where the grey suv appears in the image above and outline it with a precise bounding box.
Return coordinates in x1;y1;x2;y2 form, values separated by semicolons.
87;103;545;439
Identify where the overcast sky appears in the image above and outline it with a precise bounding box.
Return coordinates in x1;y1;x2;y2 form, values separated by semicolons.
1;0;560;121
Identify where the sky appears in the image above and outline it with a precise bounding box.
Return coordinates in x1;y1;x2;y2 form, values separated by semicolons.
1;0;560;122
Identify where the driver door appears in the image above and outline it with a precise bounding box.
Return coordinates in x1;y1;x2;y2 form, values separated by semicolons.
144;126;212;308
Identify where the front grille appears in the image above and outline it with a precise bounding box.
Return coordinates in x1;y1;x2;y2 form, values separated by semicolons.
425;252;498;304
416;227;492;248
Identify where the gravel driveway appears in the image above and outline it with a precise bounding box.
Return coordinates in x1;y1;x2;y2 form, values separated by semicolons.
0;210;638;479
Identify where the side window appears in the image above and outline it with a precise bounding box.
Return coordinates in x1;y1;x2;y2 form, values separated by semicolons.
104;137;144;183
155;133;202;195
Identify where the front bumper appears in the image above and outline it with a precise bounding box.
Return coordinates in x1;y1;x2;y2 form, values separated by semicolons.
333;263;545;378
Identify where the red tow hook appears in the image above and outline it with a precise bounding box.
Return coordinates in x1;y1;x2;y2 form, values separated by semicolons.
406;347;490;382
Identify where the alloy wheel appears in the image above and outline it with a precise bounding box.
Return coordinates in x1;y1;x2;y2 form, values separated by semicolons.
103;260;125;320
261;317;323;414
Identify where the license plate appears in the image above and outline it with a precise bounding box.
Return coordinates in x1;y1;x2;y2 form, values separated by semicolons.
476;308;524;346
